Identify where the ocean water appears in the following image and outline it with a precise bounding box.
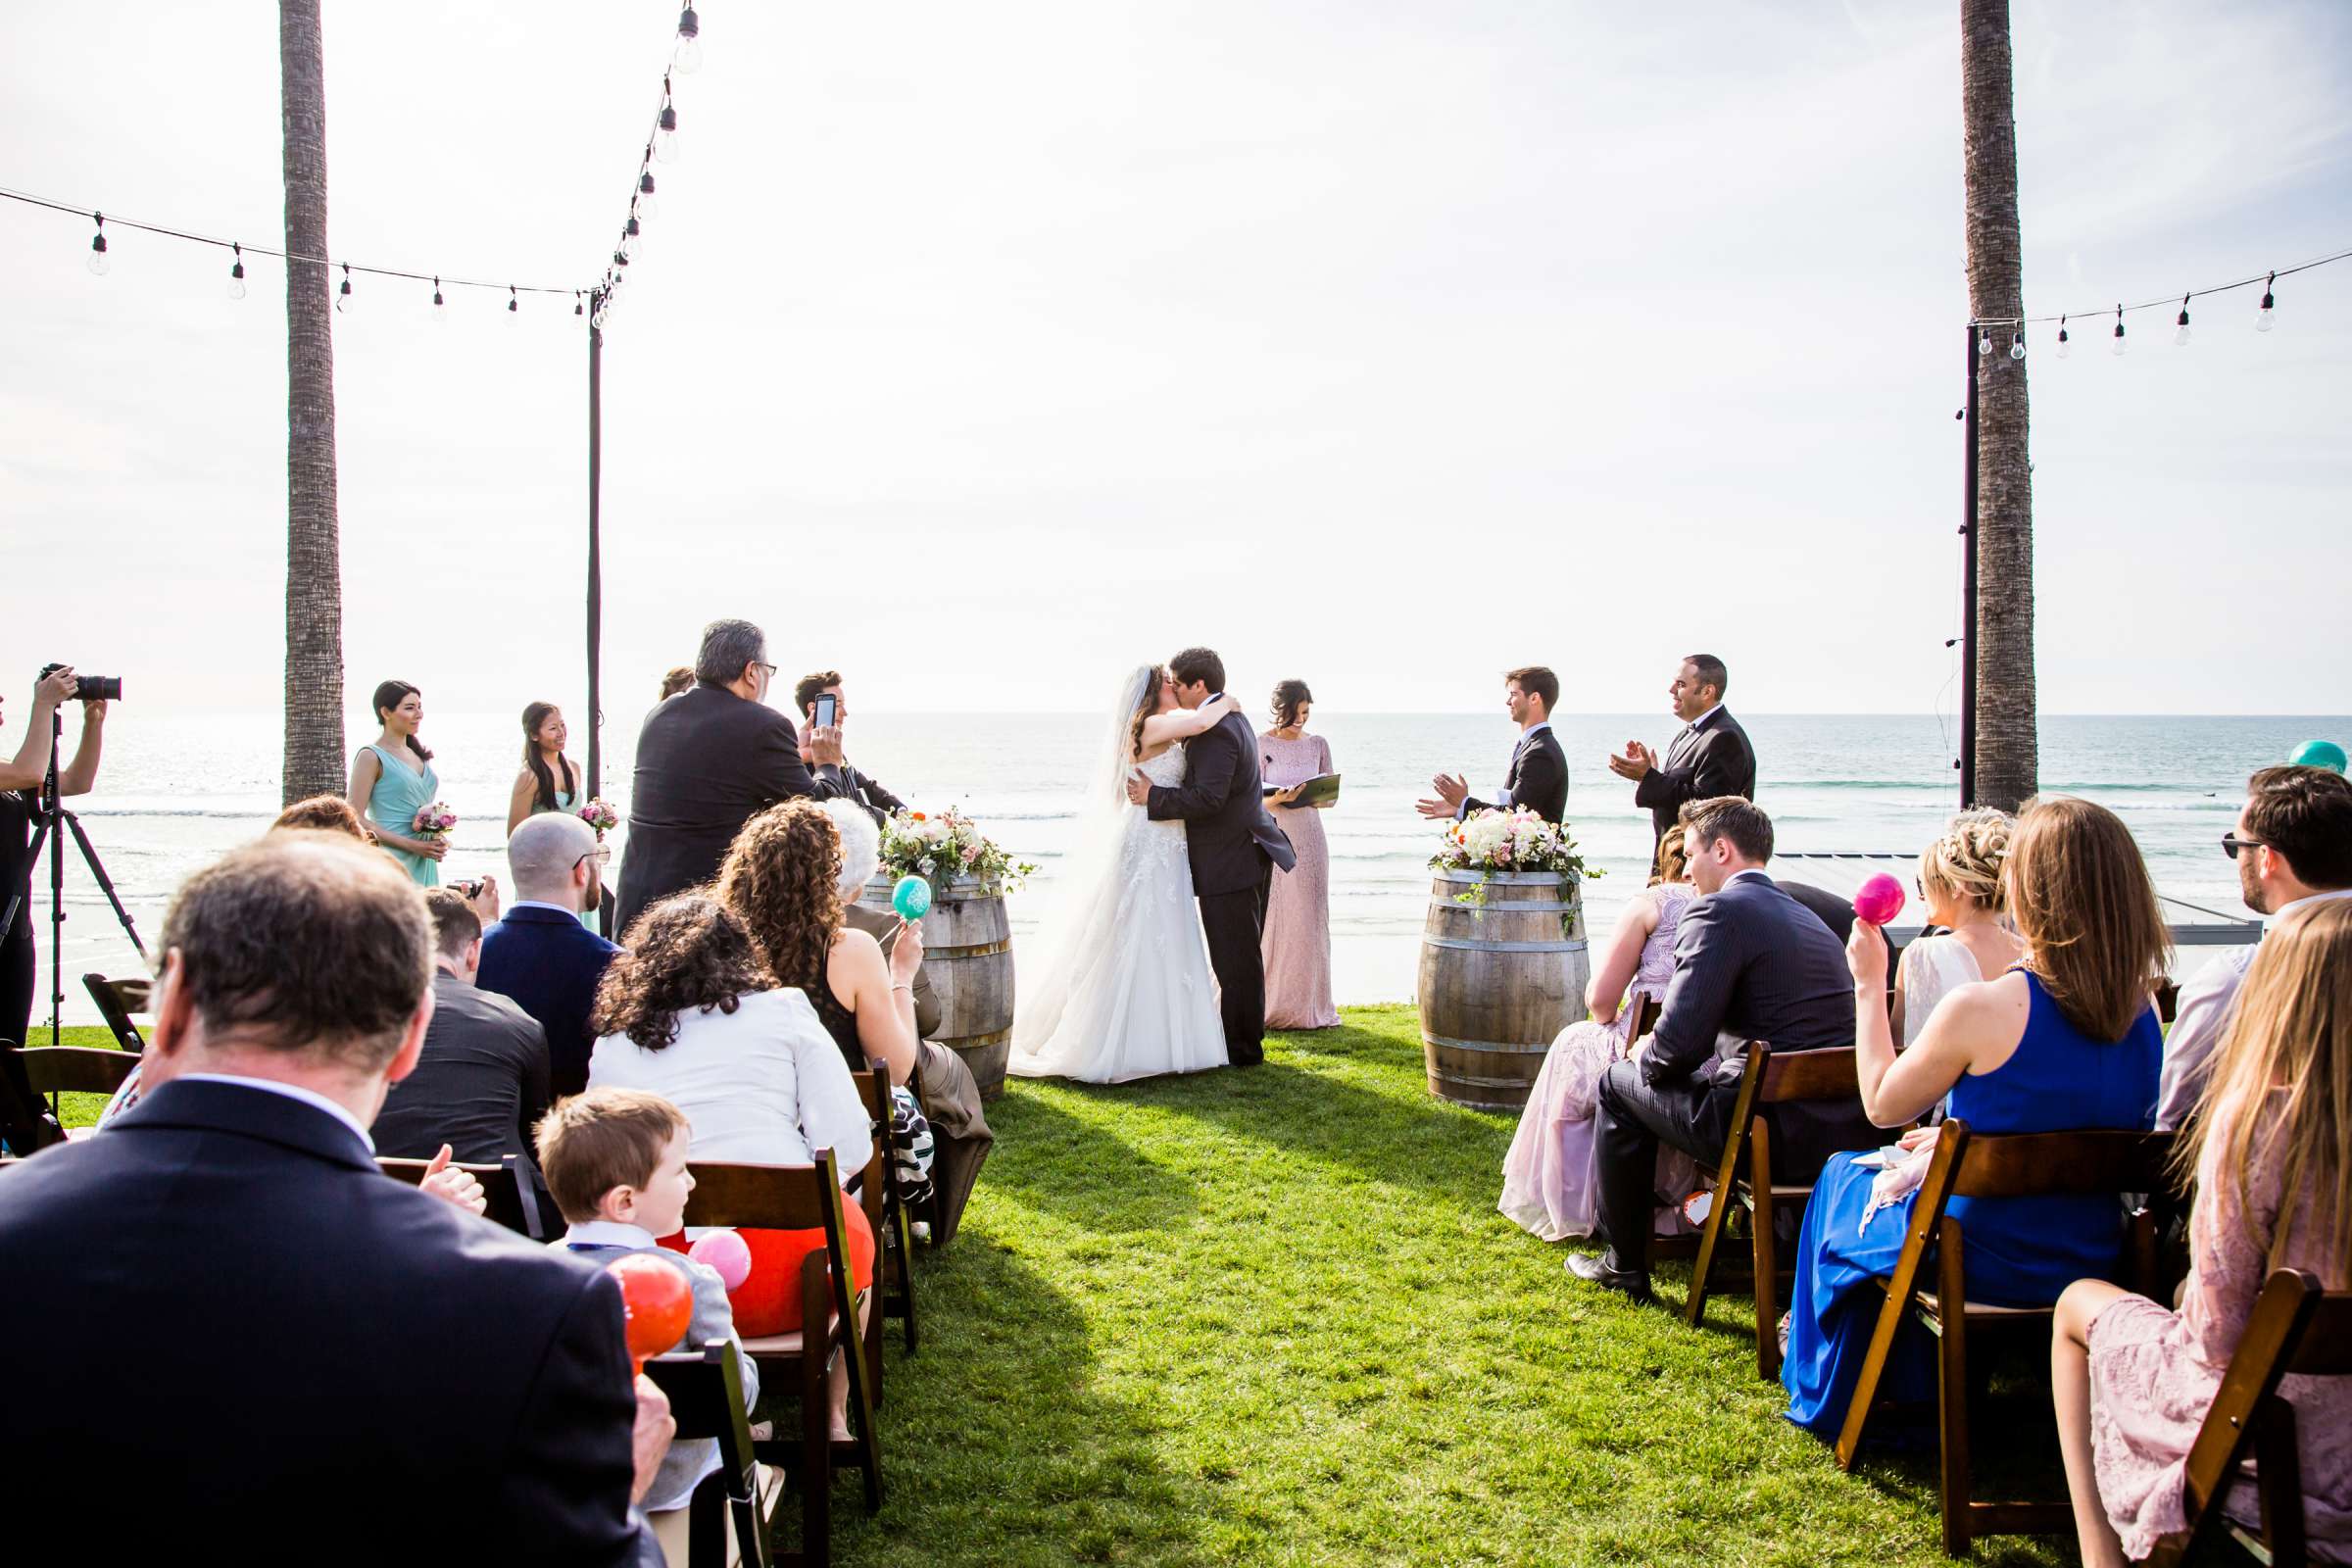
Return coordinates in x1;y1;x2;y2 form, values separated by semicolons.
21;709;2338;1029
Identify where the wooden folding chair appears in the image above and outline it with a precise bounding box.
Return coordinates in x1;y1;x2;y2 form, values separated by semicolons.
1831;1119;2179;1556
80;973;151;1053
7;1042;141;1131
1683;1042;1863;1377
852;1070;918;1360
644;1342;779;1568
1626;994;1663;1045
376;1152;545;1240
2143;1268;2352;1567
683;1151;880;1568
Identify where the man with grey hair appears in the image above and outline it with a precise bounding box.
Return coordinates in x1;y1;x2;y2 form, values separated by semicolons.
478;810;622;1097
0;832;673;1563
614;617;850;937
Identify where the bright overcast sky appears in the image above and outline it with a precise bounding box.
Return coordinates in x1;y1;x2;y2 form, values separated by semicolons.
4;0;2347;726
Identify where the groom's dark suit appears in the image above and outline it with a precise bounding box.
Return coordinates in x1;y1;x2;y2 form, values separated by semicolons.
1146;704;1297;1065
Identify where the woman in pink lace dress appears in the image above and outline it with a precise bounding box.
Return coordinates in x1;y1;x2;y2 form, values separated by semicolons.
1499;829;1698;1242
2052;898;2352;1565
1259;680;1340;1029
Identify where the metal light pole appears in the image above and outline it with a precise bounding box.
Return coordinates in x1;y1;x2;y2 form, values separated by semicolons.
586;290;609;934
1959;322;1982;809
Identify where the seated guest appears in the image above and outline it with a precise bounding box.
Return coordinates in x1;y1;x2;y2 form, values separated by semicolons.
272;792;377;842
1570;797;1868;1302
0;832;671;1563
373;888;552;1175
538;1087;758;1518
716;799;924;1088
2054;899;2352;1566
1891;808;2022;1049
660;665;695;701
1501;826;1699;1242
1781;796;2166;1440
794;669;904;821
614;617;851;938
479;810;620;1098
2156;764;2352;1130
821;798;994;1243
586;893;875;1348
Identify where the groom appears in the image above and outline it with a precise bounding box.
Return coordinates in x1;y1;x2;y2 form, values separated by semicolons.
1125;647;1297;1066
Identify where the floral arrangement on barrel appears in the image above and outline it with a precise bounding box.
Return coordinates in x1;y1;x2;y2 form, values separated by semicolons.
411;802;458;842
1430;806;1598;911
576;797;619;839
878;808;1037;903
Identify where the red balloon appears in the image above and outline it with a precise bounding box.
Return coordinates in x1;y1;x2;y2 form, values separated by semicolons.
608;1252;695;1371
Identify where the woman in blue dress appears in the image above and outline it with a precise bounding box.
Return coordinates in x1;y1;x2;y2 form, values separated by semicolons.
1782;796;2168;1440
346;679;444;887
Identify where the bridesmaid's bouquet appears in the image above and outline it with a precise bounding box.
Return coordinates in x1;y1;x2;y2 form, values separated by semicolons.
1432;807;1597;906
878;808;1036;898
576;797;620;838
411;802;458;841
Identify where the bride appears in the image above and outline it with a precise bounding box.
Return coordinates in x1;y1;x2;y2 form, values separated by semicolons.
1008;664;1241;1083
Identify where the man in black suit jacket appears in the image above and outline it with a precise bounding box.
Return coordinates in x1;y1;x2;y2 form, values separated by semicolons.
1418;665;1569;825
1130;648;1296;1066
1568;798;1872;1302
0;833;669;1565
615;618;850;937
480;812;623;1099
1608;653;1758;857
374;889;553;1171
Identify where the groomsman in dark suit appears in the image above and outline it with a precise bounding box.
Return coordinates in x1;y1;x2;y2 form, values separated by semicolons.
1608;653;1757;858
1417;665;1570;825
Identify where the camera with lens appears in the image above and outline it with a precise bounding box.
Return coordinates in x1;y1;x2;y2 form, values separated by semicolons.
38;663;122;703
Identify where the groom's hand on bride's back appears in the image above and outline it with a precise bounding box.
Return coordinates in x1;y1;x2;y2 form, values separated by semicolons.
1124;770;1152;806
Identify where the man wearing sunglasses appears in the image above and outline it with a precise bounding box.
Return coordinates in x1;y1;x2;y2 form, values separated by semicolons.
2156;763;2352;1129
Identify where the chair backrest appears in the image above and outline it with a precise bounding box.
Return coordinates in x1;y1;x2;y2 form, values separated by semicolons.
1754;1043;1862;1104
643;1343;771;1568
377;1152;543;1240
848;1070;890;1227
1946;1126;2177;1200
80;973;149;1053
1628;995;1663;1044
682;1150;846;1233
7;1046;140;1098
2155;978;2180;1026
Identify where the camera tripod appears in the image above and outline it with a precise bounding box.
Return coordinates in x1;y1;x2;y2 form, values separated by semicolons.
1;705;146;1048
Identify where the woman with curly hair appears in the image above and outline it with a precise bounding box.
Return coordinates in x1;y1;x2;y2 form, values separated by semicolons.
585;892;874;1351
715;798;925;1088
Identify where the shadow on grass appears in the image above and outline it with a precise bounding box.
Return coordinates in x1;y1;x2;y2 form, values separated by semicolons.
978;1092;1200;1234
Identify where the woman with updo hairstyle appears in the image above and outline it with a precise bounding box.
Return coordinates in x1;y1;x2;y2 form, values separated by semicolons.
506;701;582;834
585;891;876;1355
716;798;925;1089
1258;677;1338;1028
346;679;443;886
1892;808;2025;1048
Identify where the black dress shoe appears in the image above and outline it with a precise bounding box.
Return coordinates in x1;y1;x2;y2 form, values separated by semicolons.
1565;1250;1654;1303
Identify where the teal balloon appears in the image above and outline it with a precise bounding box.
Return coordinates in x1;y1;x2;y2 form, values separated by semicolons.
892;874;933;921
2290;740;2348;774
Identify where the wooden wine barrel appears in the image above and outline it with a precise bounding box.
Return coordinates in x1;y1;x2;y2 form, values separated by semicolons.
1416;869;1590;1112
860;875;1015;1101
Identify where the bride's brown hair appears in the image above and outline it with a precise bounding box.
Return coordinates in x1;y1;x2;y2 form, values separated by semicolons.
1127;665;1168;761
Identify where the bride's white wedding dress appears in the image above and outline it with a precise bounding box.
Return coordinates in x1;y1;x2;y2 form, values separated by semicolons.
1008;719;1229;1084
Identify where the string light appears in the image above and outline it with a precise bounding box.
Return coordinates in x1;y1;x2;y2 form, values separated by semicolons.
2111;305;2127;357
2008;330;2025;362
655;94;680;164
1976;328;1992;357
87;213;108;275
2174;294;2191;347
226;242;246;300
337;263;353;311
2257;271;2276;332
637;172;659;220
507;285;519;319
673;7;703;74
2055;316;2070;359
574;290;585;317
432;276;446;323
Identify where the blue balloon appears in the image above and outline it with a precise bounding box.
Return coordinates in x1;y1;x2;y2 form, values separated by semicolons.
892;874;933;921
2290;739;2347;774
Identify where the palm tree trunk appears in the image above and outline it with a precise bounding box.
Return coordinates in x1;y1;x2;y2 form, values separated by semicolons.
1961;0;2036;811
279;0;345;805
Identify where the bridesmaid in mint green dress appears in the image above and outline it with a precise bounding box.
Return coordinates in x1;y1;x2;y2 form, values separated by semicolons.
347;680;445;887
507;701;582;835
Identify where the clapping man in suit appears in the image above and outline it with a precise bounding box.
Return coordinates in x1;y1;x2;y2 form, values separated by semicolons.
794;669;905;823
1608;654;1757;863
1417;665;1569;825
479;811;622;1098
0;832;672;1564
1567;797;1870;1303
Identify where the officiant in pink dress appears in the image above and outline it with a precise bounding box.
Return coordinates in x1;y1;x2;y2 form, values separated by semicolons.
1259;681;1339;1029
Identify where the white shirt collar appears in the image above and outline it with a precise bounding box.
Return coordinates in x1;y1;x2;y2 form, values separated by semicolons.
1519;720;1553;741
1727;866;1772;886
561;1218;660;1250
508;898;583;918
175;1073;375;1152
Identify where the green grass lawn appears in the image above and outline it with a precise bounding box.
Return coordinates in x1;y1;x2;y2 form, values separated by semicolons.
827;1006;2105;1568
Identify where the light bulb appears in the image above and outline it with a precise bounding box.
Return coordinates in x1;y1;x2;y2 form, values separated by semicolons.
637;173;660;220
432;279;447;323
1976;331;1992;357
87;231;109;275
227;267;245;300
656;105;680;164
2111;324;2127;357
2174;297;2190;347
673;7;703;74
2008;331;2026;362
2056;318;2071;359
2257;287;2276;332
507;287;519;322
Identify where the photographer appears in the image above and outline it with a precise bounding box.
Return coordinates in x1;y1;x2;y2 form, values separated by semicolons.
2;665;108;1052
794;669;903;823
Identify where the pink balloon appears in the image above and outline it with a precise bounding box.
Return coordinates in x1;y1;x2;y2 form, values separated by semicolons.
688;1228;754;1292
1852;871;1906;927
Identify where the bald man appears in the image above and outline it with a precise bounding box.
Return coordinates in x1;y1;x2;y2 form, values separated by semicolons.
476;812;622;1097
